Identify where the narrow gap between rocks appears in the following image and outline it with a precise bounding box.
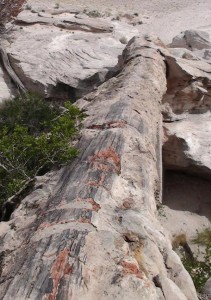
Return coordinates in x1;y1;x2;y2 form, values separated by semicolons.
163;170;211;220
161;166;211;293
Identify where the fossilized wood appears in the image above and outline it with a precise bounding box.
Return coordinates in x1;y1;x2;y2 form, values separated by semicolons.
0;46;26;92
0;36;198;300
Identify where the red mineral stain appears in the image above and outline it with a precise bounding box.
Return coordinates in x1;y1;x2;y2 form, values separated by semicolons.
89;147;121;174
76;197;101;212
87;120;127;130
78;217;91;224
120;260;143;279
87;198;101;212
43;248;72;300
122;198;135;210
38;222;53;231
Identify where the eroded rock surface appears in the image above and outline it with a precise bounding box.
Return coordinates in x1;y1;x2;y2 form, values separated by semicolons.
0;65;15;102
163;30;211;178
163;113;211;178
0;36;198;300
161;30;211;291
170;27;211;51
0;9;138;101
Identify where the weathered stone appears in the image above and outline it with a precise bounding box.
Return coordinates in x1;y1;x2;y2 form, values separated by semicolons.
163;113;211;178
3;9;138;99
0;65;14;102
0;0;25;26
162;52;211;116
162;30;211;180
16;10;114;32
0;36;198;300
170;27;211;51
203;278;211;299
161;35;211;273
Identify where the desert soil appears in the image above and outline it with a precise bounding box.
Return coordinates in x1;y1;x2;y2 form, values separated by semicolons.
27;0;211;43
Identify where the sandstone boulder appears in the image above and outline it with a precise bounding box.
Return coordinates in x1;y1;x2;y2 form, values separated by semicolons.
170;27;211;51
162;31;211;179
2;9;138;100
163;113;211;178
162;52;211;116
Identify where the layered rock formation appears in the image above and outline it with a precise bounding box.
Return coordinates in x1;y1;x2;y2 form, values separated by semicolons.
161;27;211;300
0;7;138;101
163;28;211;179
0;3;210;300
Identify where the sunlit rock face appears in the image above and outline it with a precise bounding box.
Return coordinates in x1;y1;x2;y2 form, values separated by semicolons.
163;26;211;179
1;8;138;101
0;3;210;300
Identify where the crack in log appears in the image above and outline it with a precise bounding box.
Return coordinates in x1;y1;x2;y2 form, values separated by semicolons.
87;120;127;130
153;275;166;299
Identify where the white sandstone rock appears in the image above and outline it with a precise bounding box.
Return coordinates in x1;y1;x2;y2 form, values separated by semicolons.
171;27;211;51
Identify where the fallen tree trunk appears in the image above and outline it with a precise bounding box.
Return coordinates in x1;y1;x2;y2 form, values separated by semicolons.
0;36;198;300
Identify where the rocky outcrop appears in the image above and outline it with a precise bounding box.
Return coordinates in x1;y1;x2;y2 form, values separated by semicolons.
0;36;198;300
163;113;211;178
0;9;138;101
161;30;211;286
0;0;25;27
170;27;211;51
163;29;211;178
170;27;211;64
162;50;211;116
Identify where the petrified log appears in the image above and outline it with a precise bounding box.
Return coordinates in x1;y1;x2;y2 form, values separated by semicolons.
0;36;198;300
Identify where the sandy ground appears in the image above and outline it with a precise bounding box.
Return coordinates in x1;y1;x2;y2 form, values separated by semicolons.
159;172;211;259
27;0;211;43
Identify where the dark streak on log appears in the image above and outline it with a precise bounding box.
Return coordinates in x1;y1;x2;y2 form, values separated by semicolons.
0;36;167;299
0;46;26;92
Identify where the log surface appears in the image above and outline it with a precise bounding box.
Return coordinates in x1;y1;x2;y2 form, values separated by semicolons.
0;36;198;300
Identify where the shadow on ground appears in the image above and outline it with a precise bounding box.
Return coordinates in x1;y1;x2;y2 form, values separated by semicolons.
163;171;211;220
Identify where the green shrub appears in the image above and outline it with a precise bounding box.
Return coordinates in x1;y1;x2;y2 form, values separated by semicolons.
0;93;84;209
182;229;211;292
192;228;211;248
